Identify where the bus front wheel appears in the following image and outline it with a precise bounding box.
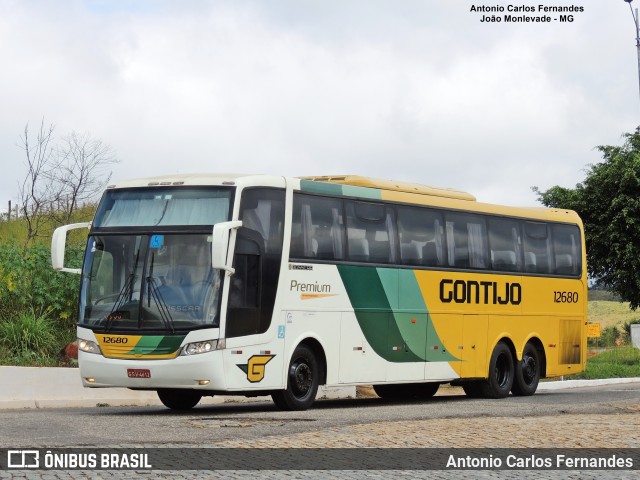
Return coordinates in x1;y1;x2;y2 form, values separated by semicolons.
272;344;319;411
511;342;541;396
480;342;514;399
157;389;203;410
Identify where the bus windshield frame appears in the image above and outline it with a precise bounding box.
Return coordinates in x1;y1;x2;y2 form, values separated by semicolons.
79;186;234;333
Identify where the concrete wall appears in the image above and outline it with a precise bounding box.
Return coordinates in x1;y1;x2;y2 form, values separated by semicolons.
632;324;640;349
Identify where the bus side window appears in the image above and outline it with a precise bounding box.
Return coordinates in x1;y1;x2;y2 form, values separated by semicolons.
290;194;345;261
488;218;522;272
523;222;552;274
227;188;285;338
230;232;261;309
552;224;581;276
397;206;444;267
445;213;488;270
345;201;397;264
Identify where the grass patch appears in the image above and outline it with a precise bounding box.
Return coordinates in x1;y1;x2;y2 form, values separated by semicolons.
588;300;640;329
0;309;56;356
0;309;75;367
569;347;640;380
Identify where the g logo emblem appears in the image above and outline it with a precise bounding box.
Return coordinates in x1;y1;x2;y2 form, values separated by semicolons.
237;355;275;383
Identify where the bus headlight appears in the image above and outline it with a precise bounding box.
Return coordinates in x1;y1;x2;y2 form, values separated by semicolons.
78;339;102;355
180;339;223;356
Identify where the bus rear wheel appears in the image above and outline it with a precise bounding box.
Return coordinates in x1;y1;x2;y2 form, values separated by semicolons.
511;342;541;396
272;344;319;411
480;341;514;399
462;381;484;398
157;389;202;410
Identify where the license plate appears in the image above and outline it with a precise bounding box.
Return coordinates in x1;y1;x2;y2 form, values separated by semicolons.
127;368;151;378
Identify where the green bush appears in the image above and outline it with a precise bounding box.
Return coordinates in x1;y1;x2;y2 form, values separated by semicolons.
0;208;93;366
598;325;623;347
0;242;84;326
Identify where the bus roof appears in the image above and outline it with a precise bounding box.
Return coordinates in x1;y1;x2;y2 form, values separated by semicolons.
300;175;477;201
102;173;580;225
105;173;253;189
298;175;580;225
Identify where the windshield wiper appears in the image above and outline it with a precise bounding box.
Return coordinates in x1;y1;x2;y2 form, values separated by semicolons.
146;253;175;333
104;248;140;331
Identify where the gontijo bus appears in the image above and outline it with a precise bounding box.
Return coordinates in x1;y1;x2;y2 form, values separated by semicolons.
51;174;587;410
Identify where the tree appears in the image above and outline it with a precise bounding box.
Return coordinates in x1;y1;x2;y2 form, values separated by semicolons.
18;120;59;248
17;120;119;247
53;131;118;224
533;130;640;308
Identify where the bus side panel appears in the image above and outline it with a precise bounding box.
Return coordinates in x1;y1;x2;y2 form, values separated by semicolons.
338;311;389;383
222;339;286;391
520;275;586;377
281;310;342;385
461;314;489;378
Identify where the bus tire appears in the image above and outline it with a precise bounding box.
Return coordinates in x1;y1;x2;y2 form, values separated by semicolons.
157;389;202;410
272;344;319;411
511;342;540;396
480;342;514;399
414;382;440;399
462;381;484;398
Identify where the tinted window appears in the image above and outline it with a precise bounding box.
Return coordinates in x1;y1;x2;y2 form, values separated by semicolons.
523;222;552;274
397;206;444;266
227;188;285;338
488;218;522;272
345;201;397;264
552;224;581;276
445;213;488;269
94;188;231;227
290;194;345;260
240;189;285;255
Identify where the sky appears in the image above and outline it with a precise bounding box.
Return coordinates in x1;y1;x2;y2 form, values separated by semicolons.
0;0;637;212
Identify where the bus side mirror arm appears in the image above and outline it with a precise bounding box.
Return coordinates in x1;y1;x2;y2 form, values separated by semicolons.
212;220;243;276
51;222;91;274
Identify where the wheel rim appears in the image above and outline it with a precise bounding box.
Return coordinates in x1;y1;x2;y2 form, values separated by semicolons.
495;352;511;388
521;352;537;385
289;359;313;398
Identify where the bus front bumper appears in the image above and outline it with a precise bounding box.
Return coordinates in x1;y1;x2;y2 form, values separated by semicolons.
78;350;226;390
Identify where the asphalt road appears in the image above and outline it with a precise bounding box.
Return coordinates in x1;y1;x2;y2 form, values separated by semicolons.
0;383;638;449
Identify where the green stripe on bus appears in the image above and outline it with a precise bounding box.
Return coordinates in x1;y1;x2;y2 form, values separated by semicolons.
300;180;344;196
338;265;458;362
299;180;382;200
342;185;381;200
128;335;185;355
337;265;422;362
337;265;390;310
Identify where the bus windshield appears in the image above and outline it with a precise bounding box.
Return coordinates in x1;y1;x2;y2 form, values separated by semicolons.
80;233;222;331
93;187;231;228
80;187;233;331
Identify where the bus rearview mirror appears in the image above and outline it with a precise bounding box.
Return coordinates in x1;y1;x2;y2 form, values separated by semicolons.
211;220;243;275
51;222;91;274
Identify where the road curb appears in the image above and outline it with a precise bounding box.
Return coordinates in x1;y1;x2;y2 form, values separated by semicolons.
537;376;640;390
0;366;354;410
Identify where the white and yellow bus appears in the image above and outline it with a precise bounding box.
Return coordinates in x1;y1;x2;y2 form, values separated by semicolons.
52;174;587;410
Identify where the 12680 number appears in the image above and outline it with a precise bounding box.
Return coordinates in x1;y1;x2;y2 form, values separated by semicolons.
553;291;579;303
103;336;129;344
